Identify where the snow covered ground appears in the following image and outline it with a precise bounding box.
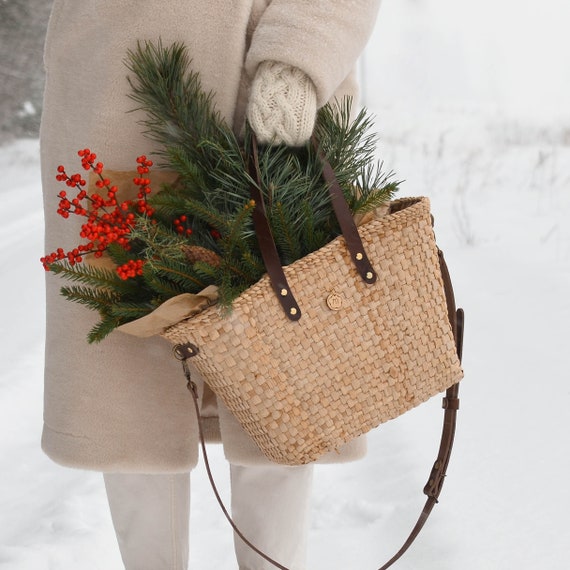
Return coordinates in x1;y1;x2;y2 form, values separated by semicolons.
2;0;570;567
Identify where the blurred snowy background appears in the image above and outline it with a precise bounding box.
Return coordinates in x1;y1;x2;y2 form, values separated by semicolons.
1;0;569;568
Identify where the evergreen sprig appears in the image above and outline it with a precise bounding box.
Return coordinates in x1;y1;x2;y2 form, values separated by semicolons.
46;40;400;342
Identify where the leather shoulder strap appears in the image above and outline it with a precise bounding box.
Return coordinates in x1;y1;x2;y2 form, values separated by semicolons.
173;292;463;570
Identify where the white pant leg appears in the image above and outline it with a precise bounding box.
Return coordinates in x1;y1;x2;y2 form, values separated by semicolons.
103;472;190;570
230;463;314;570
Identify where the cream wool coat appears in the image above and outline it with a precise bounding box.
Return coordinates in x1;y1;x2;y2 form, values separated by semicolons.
41;0;382;472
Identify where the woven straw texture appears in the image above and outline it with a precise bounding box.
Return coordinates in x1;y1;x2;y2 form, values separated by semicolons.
163;197;463;465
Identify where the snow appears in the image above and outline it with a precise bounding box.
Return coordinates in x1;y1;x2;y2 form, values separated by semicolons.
1;1;570;568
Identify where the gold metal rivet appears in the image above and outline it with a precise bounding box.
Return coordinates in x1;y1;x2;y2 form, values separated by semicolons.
355;252;363;261
290;307;298;316
280;288;288;297
366;271;374;280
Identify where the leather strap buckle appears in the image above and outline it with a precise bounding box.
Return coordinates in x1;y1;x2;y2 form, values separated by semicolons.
442;396;460;410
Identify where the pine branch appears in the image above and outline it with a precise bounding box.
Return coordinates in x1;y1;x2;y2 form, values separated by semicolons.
149;192;230;235
143;273;186;298
147;258;209;291
217;272;245;309
129;219;190;261
49;261;133;293
105;242;139;267
239;250;265;279
198;138;251;202
191;260;220;282
220;200;255;260
109;302;155;321
59;285;121;314
314;101;379;194
352;180;399;215
87;315;122;344
271;201;301;265
160;155;207;205
300;201;329;253
125;40;232;169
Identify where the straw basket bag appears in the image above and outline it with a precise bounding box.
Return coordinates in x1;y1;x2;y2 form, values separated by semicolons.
162;144;464;467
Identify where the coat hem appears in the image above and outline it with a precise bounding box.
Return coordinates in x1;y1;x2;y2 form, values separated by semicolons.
41;424;199;474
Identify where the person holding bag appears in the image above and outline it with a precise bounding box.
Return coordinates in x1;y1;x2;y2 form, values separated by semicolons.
40;1;382;568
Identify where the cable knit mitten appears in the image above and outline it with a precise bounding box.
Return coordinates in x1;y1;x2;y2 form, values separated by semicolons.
247;61;317;146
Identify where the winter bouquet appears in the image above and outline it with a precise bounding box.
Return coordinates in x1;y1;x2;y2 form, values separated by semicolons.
41;41;399;342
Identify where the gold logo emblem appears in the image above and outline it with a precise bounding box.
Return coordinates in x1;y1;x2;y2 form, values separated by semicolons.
326;292;344;311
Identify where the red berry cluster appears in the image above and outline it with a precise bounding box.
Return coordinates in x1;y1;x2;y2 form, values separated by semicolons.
133;155;155;215
116;259;146;280
174;214;193;236
41;149;155;280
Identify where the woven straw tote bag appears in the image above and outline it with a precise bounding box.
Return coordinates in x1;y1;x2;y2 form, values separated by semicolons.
162;143;464;466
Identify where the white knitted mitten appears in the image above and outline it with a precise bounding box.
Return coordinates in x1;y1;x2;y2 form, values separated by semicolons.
247;61;317;146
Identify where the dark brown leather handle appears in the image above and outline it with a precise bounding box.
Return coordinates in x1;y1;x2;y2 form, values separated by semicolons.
247;135;377;321
311;136;377;286
248;139;302;320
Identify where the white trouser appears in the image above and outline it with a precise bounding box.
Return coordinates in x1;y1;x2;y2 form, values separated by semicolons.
103;463;313;570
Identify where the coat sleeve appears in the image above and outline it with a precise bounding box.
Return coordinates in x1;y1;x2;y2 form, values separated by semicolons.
245;0;382;106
